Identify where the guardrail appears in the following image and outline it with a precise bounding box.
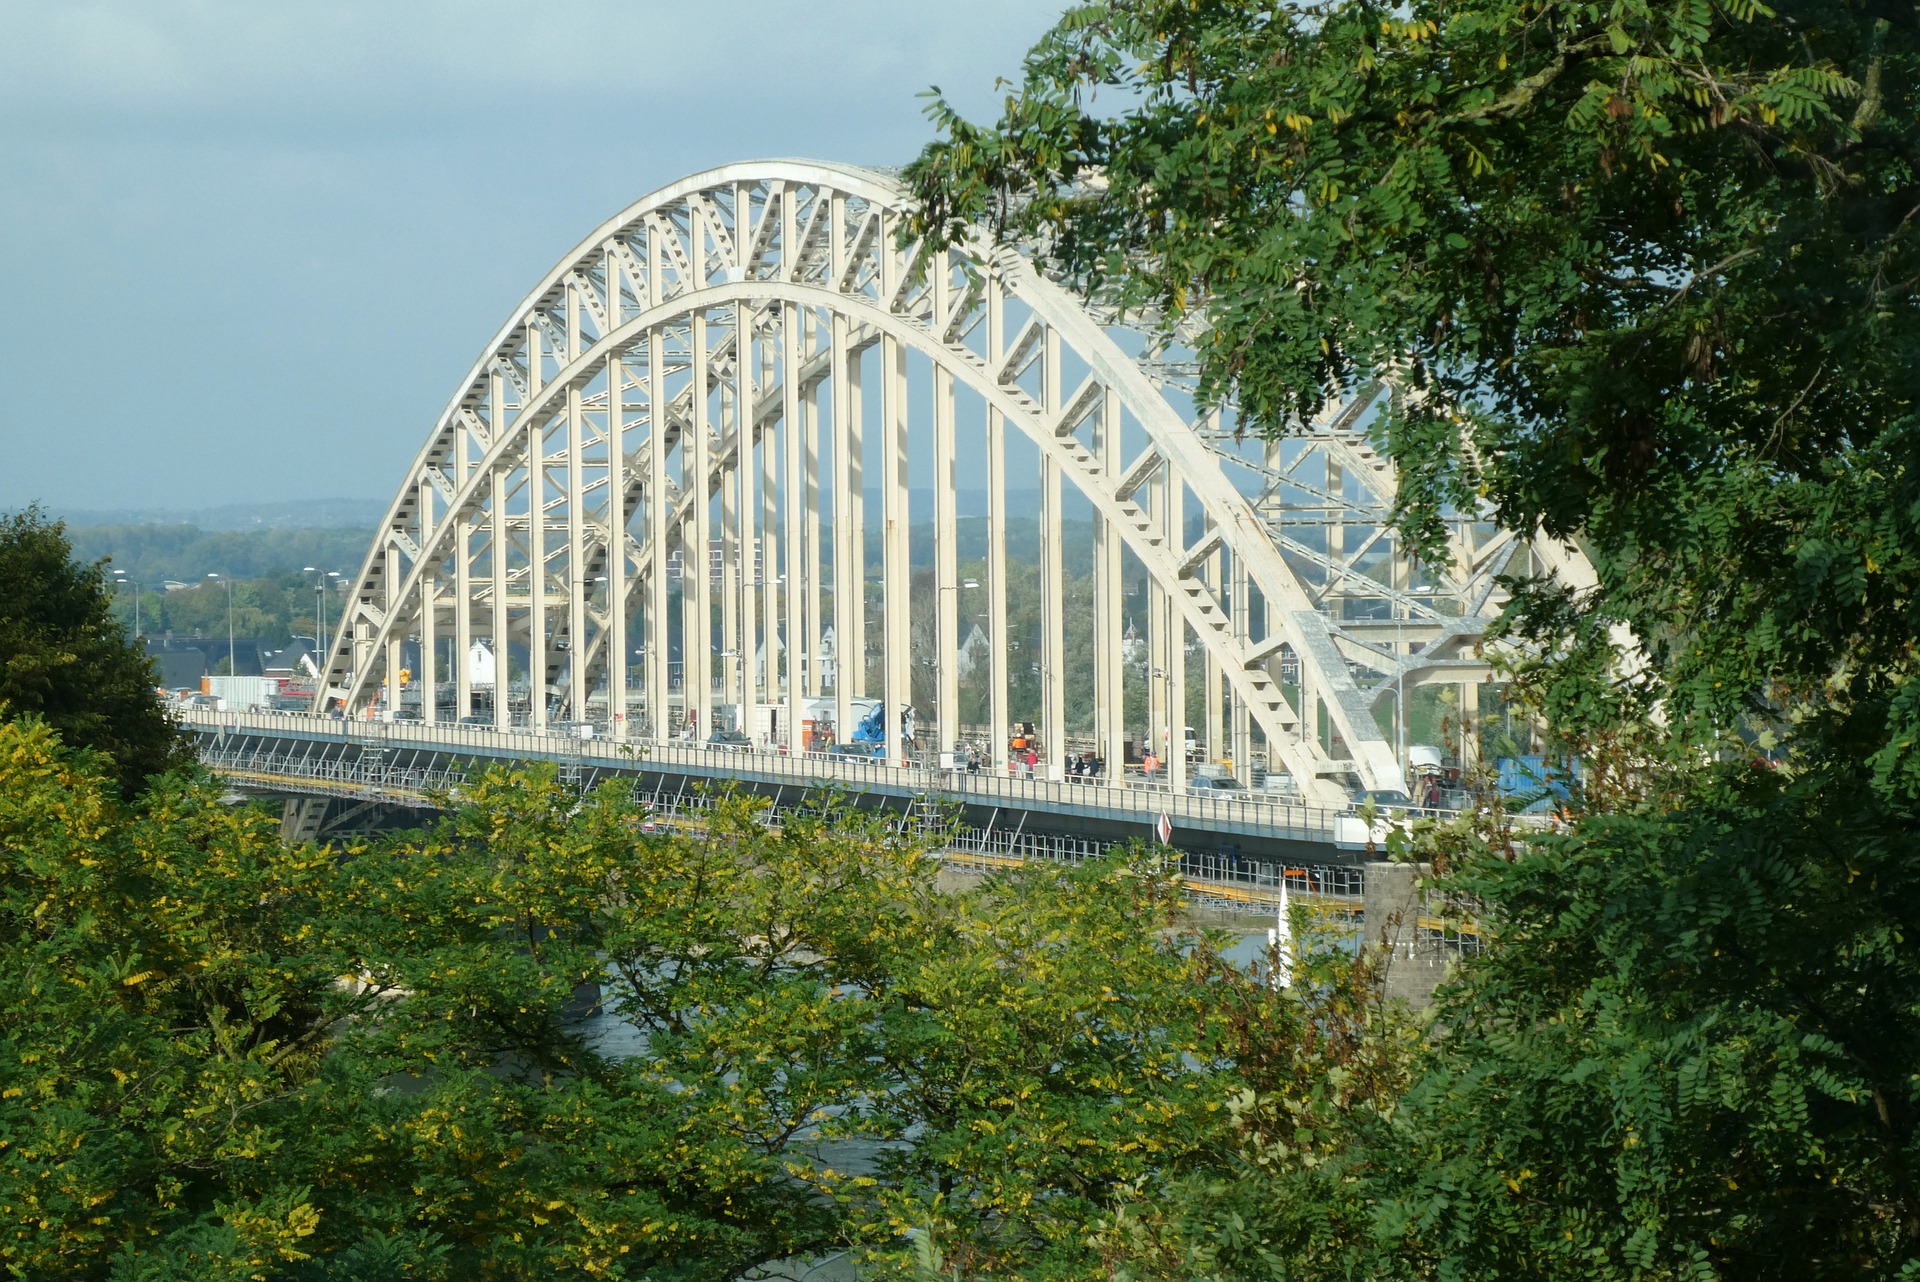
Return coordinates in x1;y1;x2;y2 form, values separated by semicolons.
202;751;462;806
183;708;1542;856
200;733;1365;916
181;708;1374;842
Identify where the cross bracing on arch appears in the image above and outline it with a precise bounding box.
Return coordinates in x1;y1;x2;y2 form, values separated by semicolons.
317;159;1592;805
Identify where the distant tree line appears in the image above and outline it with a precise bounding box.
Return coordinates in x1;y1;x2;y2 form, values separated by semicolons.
66;523;373;586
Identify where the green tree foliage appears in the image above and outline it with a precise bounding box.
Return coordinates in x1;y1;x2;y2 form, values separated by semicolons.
0;718;1398;1280
1374;761;1920;1277
1112;748;1920;1278
64;525;371;589
61;522;365;655
130;574;344;654
908;0;1920;1274
908;0;1917;755
0;508;187;795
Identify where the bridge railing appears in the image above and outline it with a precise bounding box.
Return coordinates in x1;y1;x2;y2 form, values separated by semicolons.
630;785;1363;916
189;715;1393;914
180;709;1495;847
939;829;1365;909
201;743;469;803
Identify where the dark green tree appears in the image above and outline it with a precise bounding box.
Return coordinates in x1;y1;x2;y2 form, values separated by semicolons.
909;0;1920;1275
0;506;186;794
1;719;1399;1280
908;0;1917;754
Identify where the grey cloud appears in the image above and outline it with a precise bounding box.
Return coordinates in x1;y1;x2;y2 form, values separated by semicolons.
0;1;1045;131
0;0;1061;512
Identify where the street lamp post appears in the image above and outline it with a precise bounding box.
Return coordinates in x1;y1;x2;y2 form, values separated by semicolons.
111;571;144;641
590;575;608;720
303;568;339;675
1394;585;1434;790
207;573;235;677
1394;597;1405;781
718;647;740;734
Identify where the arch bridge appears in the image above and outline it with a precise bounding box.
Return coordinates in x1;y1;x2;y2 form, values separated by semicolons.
316;160;1576;807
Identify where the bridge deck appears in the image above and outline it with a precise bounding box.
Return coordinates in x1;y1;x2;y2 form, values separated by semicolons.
180;710;1406;859
180;710;1409;916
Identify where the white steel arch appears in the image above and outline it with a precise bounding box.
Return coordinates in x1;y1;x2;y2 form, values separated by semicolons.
319;160;1556;804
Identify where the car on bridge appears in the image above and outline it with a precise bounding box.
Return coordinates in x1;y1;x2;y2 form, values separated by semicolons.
1351;788;1416;816
706;728;754;753
1333;788;1419;851
1187;775;1253;798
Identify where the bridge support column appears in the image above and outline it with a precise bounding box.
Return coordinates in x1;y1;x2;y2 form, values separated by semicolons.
1232;551;1252;785
282;797;327;846
1167;480;1188;794
720;307;743;730
454;421;473;723
419;475;437;724
881;325;911;767
1460;678;1481;769
1095;389;1125;788
847;344;866;701
1205;544;1223;767
1040;329;1066;782
986;279;1010;772
528;317;549;731
803;358;824;701
490;368;510;731
933;348;959;762
688;311;714;743
566;280;589;724
384;543;403;719
646;321;670;743
738;299;760;726
1147;472;1167;779
831;305;856;747
608;330;629;741
782;302;805;750
761;331;781;740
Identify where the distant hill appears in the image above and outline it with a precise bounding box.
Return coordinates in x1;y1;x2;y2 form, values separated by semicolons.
64;524;375;584
52;490;1095;532
53;497;388;532
55;487;1166;586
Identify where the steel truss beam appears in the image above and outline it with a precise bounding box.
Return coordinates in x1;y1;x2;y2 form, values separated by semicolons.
318;161;1590;803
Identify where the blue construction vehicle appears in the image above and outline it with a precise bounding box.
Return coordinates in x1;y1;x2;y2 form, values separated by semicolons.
844;701;915;759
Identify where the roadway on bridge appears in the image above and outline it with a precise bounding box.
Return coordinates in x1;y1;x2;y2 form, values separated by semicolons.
182;709;1402;863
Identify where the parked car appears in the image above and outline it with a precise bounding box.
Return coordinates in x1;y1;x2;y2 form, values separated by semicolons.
828;741;883;760
1188;775;1251;797
1351;788;1414;815
707;729;753;752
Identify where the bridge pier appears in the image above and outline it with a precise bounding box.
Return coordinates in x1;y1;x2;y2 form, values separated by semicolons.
1362;861;1471;1010
276;795;422;845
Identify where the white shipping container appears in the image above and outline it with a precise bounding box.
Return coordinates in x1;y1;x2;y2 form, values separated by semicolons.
206;675;277;710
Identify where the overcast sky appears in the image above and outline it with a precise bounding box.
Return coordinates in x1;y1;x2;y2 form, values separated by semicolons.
0;0;1061;515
